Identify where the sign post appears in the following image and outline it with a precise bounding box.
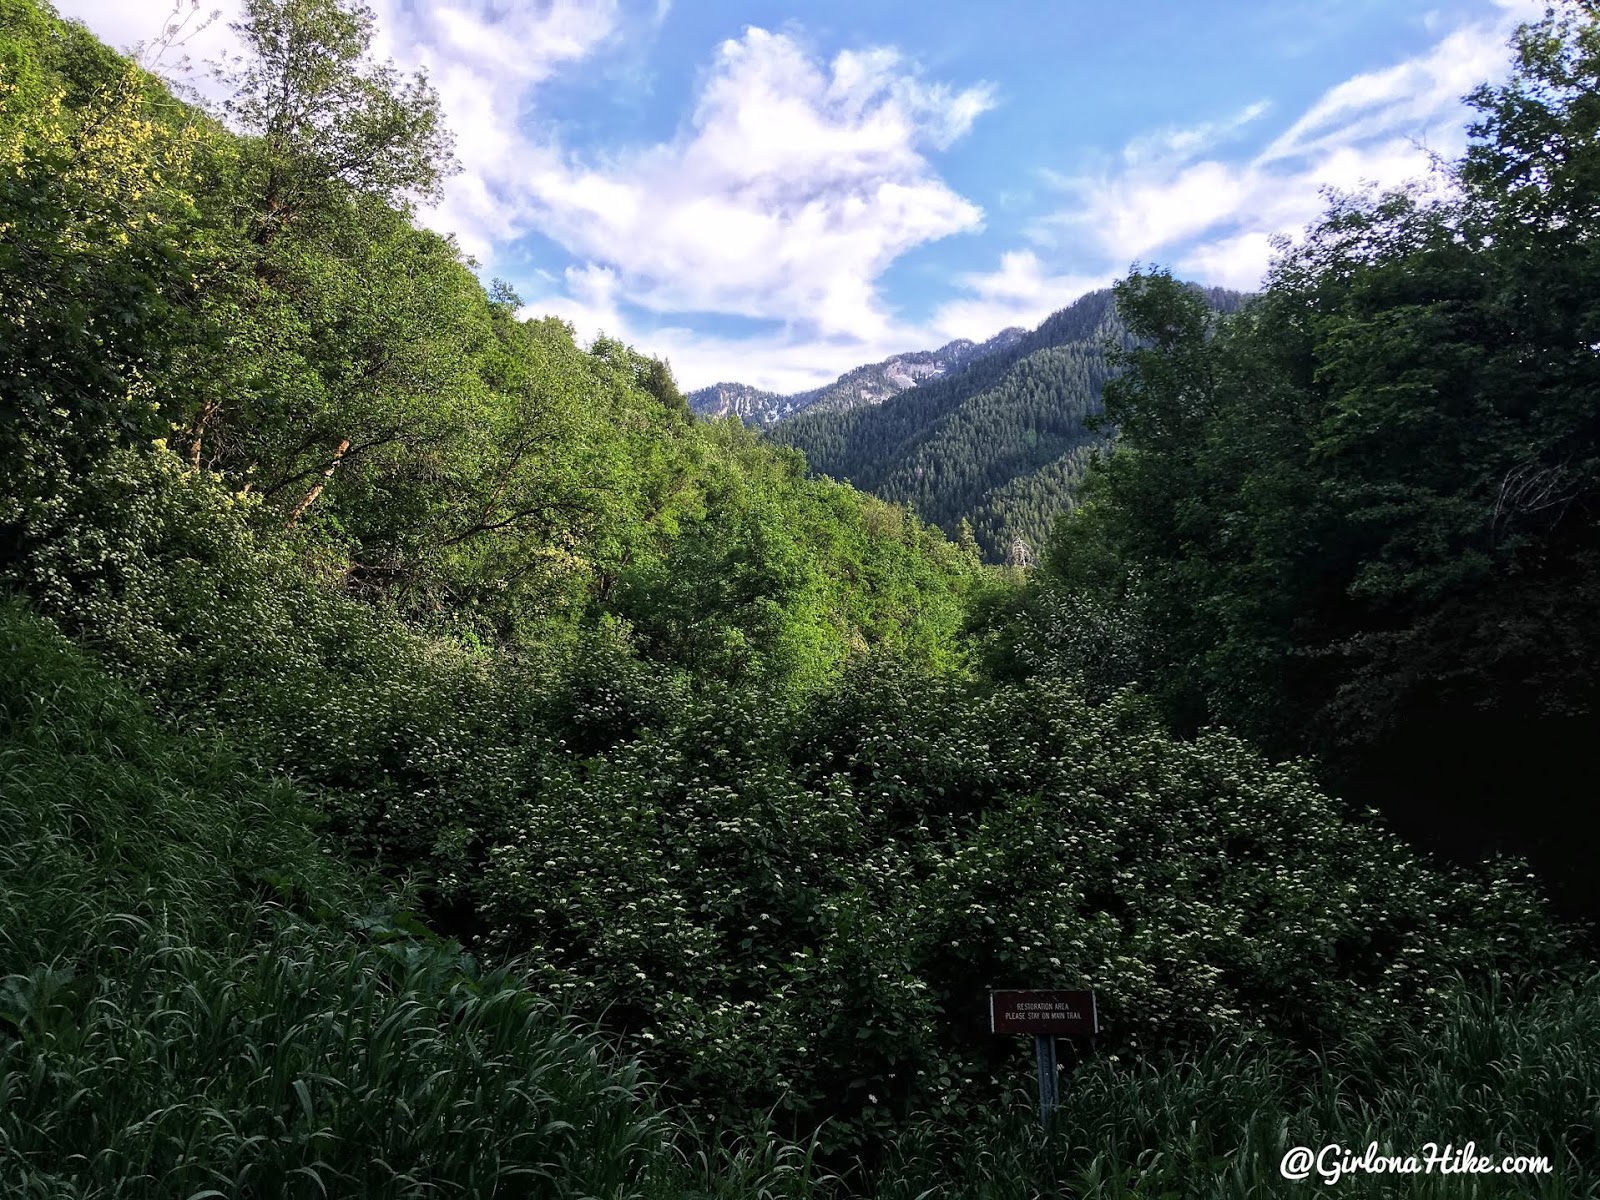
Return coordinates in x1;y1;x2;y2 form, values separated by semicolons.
990;989;1098;1127
1033;1029;1058;1120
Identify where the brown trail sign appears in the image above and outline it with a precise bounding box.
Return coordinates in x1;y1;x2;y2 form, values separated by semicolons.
990;989;1098;1125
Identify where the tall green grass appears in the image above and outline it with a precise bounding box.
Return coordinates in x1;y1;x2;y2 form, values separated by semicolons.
0;602;829;1198
870;973;1600;1198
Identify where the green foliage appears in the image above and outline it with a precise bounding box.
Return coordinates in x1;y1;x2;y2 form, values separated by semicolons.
0;15;202;461
770;292;1120;563
0;604;848;1200
220;0;455;236
871;972;1600;1198
0;598;356;951
479;660;1576;1149
1032;0;1600;919
616;432;976;688
0;604;680;1198
0;440;965;949
4;0;1599;1195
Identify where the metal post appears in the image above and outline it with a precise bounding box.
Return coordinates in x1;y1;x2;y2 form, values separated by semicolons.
1034;1032;1058;1126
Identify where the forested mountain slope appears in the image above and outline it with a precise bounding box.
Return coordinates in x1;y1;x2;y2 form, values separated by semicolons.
770;287;1244;561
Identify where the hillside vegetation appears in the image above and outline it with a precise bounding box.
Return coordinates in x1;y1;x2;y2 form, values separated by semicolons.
3;0;1599;1196
1;602;779;1199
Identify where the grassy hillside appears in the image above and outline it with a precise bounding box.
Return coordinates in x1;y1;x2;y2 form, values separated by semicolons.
0;602;800;1198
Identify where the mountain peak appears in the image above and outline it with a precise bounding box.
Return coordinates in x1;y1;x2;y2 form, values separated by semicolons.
688;325;1031;427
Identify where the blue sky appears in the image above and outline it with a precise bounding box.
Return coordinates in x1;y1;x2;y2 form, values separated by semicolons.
62;0;1535;391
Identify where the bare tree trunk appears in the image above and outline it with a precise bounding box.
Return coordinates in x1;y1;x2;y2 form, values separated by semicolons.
186;400;219;470
287;438;350;526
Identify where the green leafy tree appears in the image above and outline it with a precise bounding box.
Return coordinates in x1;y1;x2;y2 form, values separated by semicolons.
0;23;200;456
175;0;457;478
219;0;453;242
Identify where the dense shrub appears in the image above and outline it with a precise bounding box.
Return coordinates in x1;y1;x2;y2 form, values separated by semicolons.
480;660;1578;1148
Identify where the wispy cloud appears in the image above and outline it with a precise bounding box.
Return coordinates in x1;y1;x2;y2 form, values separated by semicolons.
367;0;626;262
1258;22;1507;166
931;251;1112;342
946;5;1526;307
516;29;991;341
1118;100;1272;170
478;18;996;387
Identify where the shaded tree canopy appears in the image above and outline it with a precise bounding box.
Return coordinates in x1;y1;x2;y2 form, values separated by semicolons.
1026;0;1600;919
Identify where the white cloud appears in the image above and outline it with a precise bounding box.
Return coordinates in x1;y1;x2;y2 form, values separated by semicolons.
941;5;1526;311
55;0;625;263
1066;158;1257;268
356;4;994;375
531;269;948;395
930;251;1111;342
530;290;929;394
1120;100;1272;169
1174;232;1279;293
509;28;991;341
653;327;916;397
431;17;997;386
365;0;623;262
331;10;995;335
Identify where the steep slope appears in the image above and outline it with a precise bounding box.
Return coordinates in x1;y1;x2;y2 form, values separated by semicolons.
0;602;697;1198
686;380;790;423
768;287;1245;562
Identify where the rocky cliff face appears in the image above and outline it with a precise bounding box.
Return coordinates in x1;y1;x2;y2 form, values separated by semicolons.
687;381;792;424
687;327;1026;426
